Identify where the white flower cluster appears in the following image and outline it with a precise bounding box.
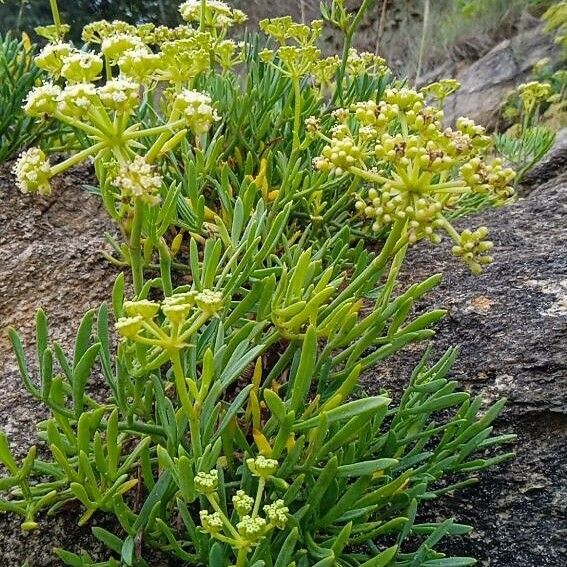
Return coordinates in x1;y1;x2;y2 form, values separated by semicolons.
35;42;74;75
112;156;162;205
173;90;220;135
12;148;52;196
101;33;144;63
23;83;62;116
60;51;104;83
98;79;140;111
57;83;98;117
179;0;246;27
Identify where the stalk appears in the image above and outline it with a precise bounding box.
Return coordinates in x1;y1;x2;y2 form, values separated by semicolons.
129;198;145;296
170;350;202;458
49;0;62;37
292;75;303;154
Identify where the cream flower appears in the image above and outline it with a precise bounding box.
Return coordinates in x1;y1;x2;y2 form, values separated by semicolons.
12;148;52;196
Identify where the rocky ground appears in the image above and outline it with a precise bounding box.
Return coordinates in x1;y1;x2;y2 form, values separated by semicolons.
0;165;121;565
363;142;567;565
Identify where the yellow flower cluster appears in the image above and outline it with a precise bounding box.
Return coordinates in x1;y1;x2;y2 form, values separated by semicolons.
197;458;288;551
115;290;223;350
16;3;234;198
112;156;163;206
311;86;516;272
12;148;52;196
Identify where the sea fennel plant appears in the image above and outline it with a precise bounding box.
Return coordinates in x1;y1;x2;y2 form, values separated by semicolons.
2;1;517;566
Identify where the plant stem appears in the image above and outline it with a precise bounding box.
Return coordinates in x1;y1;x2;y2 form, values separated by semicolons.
49;0;62;36
251;478;265;518
292;75;303;154
129;198;145;296
170;350;202;458
415;0;430;87
236;547;249;567
333;0;374;105
200;0;207;30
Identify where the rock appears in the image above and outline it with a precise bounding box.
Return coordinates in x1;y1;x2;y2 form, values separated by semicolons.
520;127;567;195
362;171;567;565
443;25;563;129
0;163;122;565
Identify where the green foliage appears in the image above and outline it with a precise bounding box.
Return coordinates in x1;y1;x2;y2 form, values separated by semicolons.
0;1;522;565
0;32;51;162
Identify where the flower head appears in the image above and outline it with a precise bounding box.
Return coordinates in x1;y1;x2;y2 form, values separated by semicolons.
118;46;162;82
123;299;160;319
195;470;219;494
112;156;162;205
115;316;144;339
263;499;288;529
23;83;62;117
57;83;99;118
232;490;254;517
246;456;278;479
195;290;223;316
236;515;267;543
98;78;140;112
61;51;104;83
179;0;247;28
199;510;223;534
173;90;220;135
101;33;144;63
12;148;52;196
35;42;75;75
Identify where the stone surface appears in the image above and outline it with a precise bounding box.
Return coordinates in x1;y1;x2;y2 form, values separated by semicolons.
362;169;567;565
520;127;567;194
0;163;121;565
443;26;562;129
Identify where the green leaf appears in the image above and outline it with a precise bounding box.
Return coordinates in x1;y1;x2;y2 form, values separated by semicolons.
72;343;101;418
336;459;398;477
73;310;95;369
294;396;390;431
274;527;299;567
289;325;317;414
359;545;398;566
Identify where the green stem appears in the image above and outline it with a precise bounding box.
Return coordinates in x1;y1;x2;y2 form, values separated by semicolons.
200;0;207;30
49;0;62;36
170;349;202;458
207;495;241;539
349;166;390;185
49;141;106;176
236;547;249;567
129;198;145;296
292;75;302;154
251;478;265;518
333;0;374;105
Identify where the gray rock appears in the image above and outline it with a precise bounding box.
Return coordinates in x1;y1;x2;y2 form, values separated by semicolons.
520;128;567;194
0;164;121;566
362;171;567;565
443;26;563;129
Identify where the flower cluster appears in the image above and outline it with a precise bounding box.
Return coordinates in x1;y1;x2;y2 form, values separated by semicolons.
115;290;223;350
12;148;52;196
172;90;221;135
17;10;225;201
310;86;516;272
179;0;247;28
112;156;163;206
260;17;323;80
517;81;553;112
197;458;288;556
